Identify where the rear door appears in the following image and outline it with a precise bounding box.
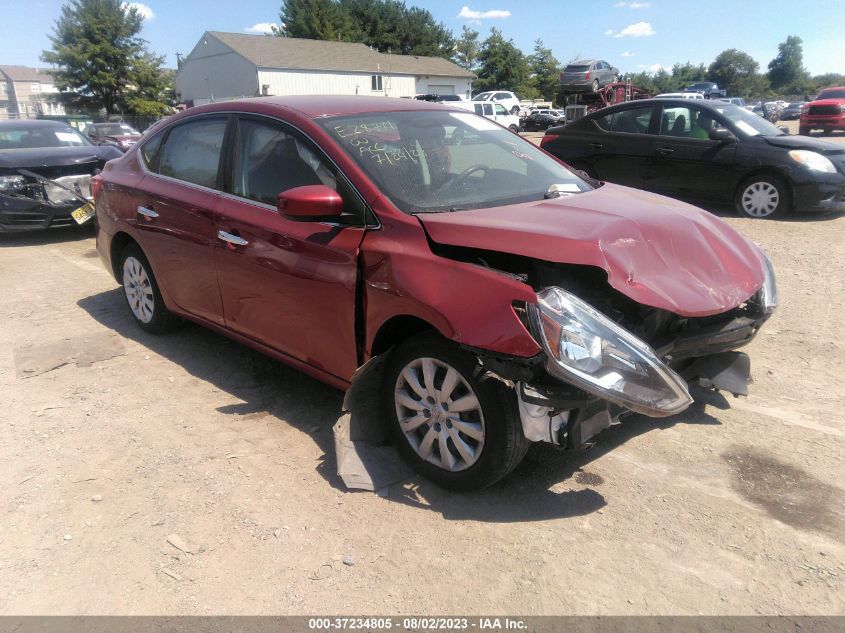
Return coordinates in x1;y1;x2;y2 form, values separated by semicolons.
580;104;657;186
213;115;368;381
131;116;229;325
645;104;737;203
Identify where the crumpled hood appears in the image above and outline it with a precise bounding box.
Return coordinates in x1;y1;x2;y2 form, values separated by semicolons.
418;183;766;317
0;145;121;170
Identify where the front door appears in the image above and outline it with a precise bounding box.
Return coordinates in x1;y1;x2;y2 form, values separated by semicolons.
586;104;657;186
645;104;737;203
214;116;368;381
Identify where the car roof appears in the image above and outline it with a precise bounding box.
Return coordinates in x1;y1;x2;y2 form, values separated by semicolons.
173;95;466;120
569;59;599;65
598;98;739;113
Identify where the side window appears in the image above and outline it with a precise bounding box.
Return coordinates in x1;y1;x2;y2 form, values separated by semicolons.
594;107;654;134
158;119;227;188
494;104;508;116
660;106;724;138
483;104;493;116
474;104;484;115
139;131;164;170
232;118;365;219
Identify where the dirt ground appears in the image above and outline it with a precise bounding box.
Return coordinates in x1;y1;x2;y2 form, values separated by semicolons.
2;169;844;615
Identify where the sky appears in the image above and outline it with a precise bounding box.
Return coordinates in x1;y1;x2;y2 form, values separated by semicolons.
1;0;844;77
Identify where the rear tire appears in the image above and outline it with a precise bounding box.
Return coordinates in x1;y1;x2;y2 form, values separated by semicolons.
799;126;810;136
591;79;599;93
508;124;519;133
735;175;789;219
383;332;529;490
119;243;180;333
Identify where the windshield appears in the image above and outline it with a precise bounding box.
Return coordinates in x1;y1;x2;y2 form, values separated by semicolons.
472;92;491;101
0;125;92;149
711;104;785;136
95;124;139;136
817;88;845;99
319;110;591;214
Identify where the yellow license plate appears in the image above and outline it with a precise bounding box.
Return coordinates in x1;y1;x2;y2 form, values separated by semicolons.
71;201;96;225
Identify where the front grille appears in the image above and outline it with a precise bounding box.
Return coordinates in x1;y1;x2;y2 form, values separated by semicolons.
808;105;843;116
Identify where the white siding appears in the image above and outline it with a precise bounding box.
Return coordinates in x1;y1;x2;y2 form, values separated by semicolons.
416;77;472;99
256;68;417;97
176;36;258;103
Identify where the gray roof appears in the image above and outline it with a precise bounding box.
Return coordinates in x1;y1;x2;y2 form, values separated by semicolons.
205;32;473;79
0;65;57;83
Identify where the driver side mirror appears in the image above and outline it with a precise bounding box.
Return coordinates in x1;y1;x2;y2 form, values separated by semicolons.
277;185;344;220
709;128;737;143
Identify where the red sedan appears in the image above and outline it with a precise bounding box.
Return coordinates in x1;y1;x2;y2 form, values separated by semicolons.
94;96;777;490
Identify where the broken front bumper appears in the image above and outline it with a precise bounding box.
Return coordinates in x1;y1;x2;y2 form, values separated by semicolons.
0;195;82;232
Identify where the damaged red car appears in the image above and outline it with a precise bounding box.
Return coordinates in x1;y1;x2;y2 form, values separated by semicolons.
94;96;777;490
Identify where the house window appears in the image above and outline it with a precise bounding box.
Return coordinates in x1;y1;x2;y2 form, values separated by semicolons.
1;82;7;96
31;82;40;93
371;75;383;92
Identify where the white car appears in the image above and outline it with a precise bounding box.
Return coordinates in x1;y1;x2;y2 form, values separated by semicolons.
654;92;705;100
471;91;521;115
453;100;521;132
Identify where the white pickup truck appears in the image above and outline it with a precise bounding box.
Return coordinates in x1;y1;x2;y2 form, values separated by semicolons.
452;100;521;133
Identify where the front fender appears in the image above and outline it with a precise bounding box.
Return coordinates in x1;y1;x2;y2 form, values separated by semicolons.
360;220;541;360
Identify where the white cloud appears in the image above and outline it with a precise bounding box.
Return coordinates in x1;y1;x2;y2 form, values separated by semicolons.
637;63;664;74
245;23;276;34
457;6;512;19
629;2;651;7
123;2;154;20
614;21;655;37
613;2;627;6
604;28;615;35
621;51;636;57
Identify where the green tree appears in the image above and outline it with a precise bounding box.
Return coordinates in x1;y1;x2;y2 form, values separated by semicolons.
767;35;809;94
42;0;153;115
475;28;530;95
125;54;175;116
277;0;356;41
454;25;479;71
708;49;769;98
277;0;453;59
528;39;560;101
809;73;845;93
668;62;708;91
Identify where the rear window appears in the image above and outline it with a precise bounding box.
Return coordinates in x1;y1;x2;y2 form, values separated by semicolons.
565;65;590;72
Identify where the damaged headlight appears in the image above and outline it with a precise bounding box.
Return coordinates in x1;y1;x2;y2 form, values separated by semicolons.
528;287;693;417
0;175;27;194
758;250;778;314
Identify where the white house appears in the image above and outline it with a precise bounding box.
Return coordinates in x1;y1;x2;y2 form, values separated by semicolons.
175;32;474;106
0;66;66;120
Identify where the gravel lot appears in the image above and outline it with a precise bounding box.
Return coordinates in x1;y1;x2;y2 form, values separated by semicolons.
1;145;844;614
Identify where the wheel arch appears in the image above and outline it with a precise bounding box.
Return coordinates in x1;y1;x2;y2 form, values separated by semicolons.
109;231;138;282
370;314;440;358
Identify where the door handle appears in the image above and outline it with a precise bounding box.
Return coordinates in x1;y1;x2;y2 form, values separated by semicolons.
137;206;159;218
217;230;249;247
589;142;604;149
655;147;675;155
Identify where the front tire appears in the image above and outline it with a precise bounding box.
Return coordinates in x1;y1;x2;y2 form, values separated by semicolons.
383;333;529;490
508;124;519;133
799;126;810;136
119;243;179;333
735;175;790;219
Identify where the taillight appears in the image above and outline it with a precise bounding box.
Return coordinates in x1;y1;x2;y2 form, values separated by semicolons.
91;175;104;201
540;134;559;147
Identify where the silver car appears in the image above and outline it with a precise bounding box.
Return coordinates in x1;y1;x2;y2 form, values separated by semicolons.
560;59;619;93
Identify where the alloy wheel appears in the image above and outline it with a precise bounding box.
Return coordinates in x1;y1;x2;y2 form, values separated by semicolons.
393;357;485;472
122;256;155;323
741;181;780;217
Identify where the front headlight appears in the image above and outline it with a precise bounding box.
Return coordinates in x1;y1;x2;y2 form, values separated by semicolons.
0;174;27;193
788;150;837;174
528;287;693;417
758;249;778;314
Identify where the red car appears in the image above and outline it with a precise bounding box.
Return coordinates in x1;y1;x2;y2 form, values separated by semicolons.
94;96;777;490
800;87;845;136
85;122;142;152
